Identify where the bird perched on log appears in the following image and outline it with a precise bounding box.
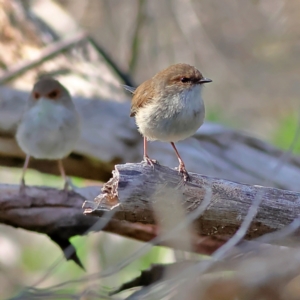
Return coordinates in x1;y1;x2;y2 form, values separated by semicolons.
125;63;212;181
16;77;81;191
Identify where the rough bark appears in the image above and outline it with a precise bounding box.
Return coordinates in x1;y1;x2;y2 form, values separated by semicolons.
83;163;300;239
2;161;300;256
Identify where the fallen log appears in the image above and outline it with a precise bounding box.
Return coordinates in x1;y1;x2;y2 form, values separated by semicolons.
1;162;299;266
83;163;300;239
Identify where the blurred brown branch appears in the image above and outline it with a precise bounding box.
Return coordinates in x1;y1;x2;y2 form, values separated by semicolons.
0;183;229;256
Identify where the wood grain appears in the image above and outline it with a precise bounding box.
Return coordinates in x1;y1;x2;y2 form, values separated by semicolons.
84;163;300;239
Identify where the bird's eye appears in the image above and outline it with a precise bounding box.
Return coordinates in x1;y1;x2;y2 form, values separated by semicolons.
33;92;40;100
180;77;191;83
48;90;58;99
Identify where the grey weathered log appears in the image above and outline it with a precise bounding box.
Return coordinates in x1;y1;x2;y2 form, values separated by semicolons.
2;86;300;190
0;163;295;256
83;163;300;239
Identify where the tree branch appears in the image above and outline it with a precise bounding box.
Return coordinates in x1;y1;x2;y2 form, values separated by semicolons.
83;163;300;240
0;32;88;84
1;160;300;260
0;182;229;256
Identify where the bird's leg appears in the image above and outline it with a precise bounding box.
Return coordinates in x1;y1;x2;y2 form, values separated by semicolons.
19;154;30;192
143;137;158;166
58;159;71;192
170;142;190;181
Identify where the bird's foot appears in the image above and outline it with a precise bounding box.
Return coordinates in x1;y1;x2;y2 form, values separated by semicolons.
63;177;76;192
19;178;26;194
143;156;159;167
177;163;190;182
60;177;77;201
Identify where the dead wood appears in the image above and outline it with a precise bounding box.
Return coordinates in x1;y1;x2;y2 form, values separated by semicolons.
1;161;298;264
83;163;300;240
0;183;231;256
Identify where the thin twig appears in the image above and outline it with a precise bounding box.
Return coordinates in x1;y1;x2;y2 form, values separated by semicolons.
128;0;146;74
0;32;88;84
87;36;135;87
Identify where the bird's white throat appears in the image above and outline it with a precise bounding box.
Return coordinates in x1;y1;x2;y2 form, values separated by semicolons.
29;98;67;123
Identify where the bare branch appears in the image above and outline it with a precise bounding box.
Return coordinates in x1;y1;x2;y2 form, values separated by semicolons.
0;183;229;256
84;163;300;239
3;162;300;297
0;32;88;84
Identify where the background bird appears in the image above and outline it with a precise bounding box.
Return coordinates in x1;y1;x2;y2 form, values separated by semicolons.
16;77;81;190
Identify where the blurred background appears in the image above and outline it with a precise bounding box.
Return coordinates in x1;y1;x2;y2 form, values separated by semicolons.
56;0;300;143
1;0;300;298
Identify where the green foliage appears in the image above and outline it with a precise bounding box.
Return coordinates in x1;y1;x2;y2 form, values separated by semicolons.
273;112;300;153
206;107;233;126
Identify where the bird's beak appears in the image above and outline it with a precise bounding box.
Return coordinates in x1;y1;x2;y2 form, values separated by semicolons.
199;78;212;84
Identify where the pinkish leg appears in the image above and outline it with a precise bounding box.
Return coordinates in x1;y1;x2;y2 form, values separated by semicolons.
58;159;69;192
170;142;190;181
143;137;158;166
20;154;30;192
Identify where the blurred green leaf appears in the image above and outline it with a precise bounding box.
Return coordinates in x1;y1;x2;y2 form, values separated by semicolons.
206;107;233;126
273;112;300;153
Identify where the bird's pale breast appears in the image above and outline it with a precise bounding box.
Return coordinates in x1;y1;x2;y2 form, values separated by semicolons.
135;85;205;142
16;99;80;159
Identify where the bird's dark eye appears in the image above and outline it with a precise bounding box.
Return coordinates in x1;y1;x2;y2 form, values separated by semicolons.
33;92;40;100
48;90;58;99
180;77;191;83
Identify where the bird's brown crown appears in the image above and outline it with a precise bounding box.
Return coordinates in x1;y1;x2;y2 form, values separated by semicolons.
154;63;204;87
31;78;67;101
130;63;209;117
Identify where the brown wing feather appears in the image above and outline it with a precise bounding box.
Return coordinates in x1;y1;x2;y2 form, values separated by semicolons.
130;79;154;117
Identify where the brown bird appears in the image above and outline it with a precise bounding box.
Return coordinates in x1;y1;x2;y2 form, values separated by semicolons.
125;63;212;181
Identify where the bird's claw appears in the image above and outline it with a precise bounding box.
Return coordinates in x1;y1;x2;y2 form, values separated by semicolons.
19;180;26;194
143;156;159;167
177;164;190;182
63;177;76;192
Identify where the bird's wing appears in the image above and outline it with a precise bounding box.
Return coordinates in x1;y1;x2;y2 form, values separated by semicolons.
129;79;154;117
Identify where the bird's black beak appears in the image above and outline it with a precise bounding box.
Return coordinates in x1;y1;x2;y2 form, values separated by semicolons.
199;78;212;84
